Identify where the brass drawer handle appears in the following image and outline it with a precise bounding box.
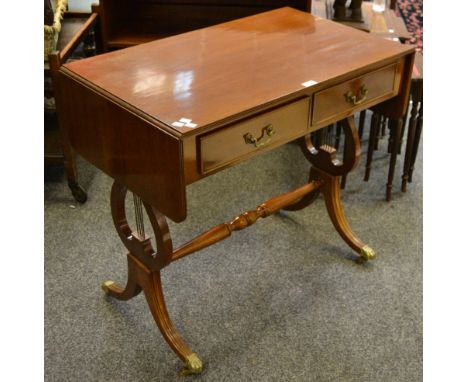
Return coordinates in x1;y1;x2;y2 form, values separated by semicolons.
344;85;369;105
243;124;275;148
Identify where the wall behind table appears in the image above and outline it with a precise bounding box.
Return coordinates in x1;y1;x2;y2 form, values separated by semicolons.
68;0;94;12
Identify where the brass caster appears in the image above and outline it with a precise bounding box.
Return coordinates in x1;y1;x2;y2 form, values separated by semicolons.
356;245;376;264
101;280;115;294
180;353;203;376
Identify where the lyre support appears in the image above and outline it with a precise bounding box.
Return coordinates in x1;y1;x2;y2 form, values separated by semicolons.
103;182;203;375
101;178;324;375
298;116;376;263
101;116;374;375
300;116;361;176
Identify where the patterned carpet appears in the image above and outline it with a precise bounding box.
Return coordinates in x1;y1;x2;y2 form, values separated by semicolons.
396;0;423;52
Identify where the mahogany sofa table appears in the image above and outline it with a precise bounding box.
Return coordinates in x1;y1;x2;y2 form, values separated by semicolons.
58;8;414;375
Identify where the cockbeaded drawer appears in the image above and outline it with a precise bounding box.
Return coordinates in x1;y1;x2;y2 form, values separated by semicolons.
199;97;310;174
311;62;401;127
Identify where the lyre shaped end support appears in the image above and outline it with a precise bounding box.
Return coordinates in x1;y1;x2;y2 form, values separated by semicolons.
107;181;203;374
110;181;173;271
301;116;361;176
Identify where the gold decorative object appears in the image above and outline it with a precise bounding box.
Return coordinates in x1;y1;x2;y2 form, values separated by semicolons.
344;85;369;105
180;353;203;376
243;124;275;147
357;245;376;263
101;280;115;294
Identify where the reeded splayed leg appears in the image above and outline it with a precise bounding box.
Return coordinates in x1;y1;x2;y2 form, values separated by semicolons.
101;181;203;375
101;255;142;300
300;116;376;263
314;168;375;263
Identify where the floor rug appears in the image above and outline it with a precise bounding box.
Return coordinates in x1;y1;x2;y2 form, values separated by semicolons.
397;0;423;52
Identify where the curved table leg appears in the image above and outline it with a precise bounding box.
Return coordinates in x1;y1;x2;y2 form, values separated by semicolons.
315;168;376;263
364;112;379;182
300;116;376;263
102;181;203;375
101;255;142;300
103;253;202;375
144;272;202;376
386;117;403;201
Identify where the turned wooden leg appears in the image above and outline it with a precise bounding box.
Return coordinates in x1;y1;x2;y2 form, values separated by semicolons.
315;168;375;263
408;81;423;183
381;117;387;137
399;113;408;155
387;118;394;154
386;118;403;201
408;102;423;183
401;89;420;192
374;114;382;151
364;112;379;181
334;121;342;150
358;110;366;139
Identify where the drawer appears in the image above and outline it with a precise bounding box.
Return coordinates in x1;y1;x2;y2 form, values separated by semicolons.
311;62;400;126
199;97;310;174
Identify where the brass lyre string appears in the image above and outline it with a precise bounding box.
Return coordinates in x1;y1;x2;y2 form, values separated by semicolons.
324;126;328;147
326;124;332;147
132;193;145;239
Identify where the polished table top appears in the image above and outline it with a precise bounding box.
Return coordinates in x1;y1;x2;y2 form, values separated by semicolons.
60;6;414;222
64;7;413;137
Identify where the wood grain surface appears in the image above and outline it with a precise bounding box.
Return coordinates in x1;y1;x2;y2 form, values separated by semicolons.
62;7;414;136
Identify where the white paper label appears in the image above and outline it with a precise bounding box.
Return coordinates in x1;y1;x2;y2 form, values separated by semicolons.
302;80;318;87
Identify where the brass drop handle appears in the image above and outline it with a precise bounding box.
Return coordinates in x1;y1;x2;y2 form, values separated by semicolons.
243;124;275;148
344;85;369;105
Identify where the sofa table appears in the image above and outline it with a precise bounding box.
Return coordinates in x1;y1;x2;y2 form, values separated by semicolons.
58;7;414;375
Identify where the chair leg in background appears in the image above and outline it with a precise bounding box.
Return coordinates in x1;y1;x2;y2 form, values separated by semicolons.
401;94;420;192
334;122;342;150
358;110;366;139
386;118;403;201
364;113;379;182
408;101;423;183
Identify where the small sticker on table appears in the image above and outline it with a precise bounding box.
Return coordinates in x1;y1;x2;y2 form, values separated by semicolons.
302;80;317;87
172;118;198;128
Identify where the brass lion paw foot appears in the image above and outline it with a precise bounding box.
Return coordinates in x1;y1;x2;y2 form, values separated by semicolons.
180;353;203;376
101;280;115;294
356;245;376;264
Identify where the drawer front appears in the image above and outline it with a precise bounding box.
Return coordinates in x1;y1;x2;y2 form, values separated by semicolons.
199;97;310;174
311;62;400;126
